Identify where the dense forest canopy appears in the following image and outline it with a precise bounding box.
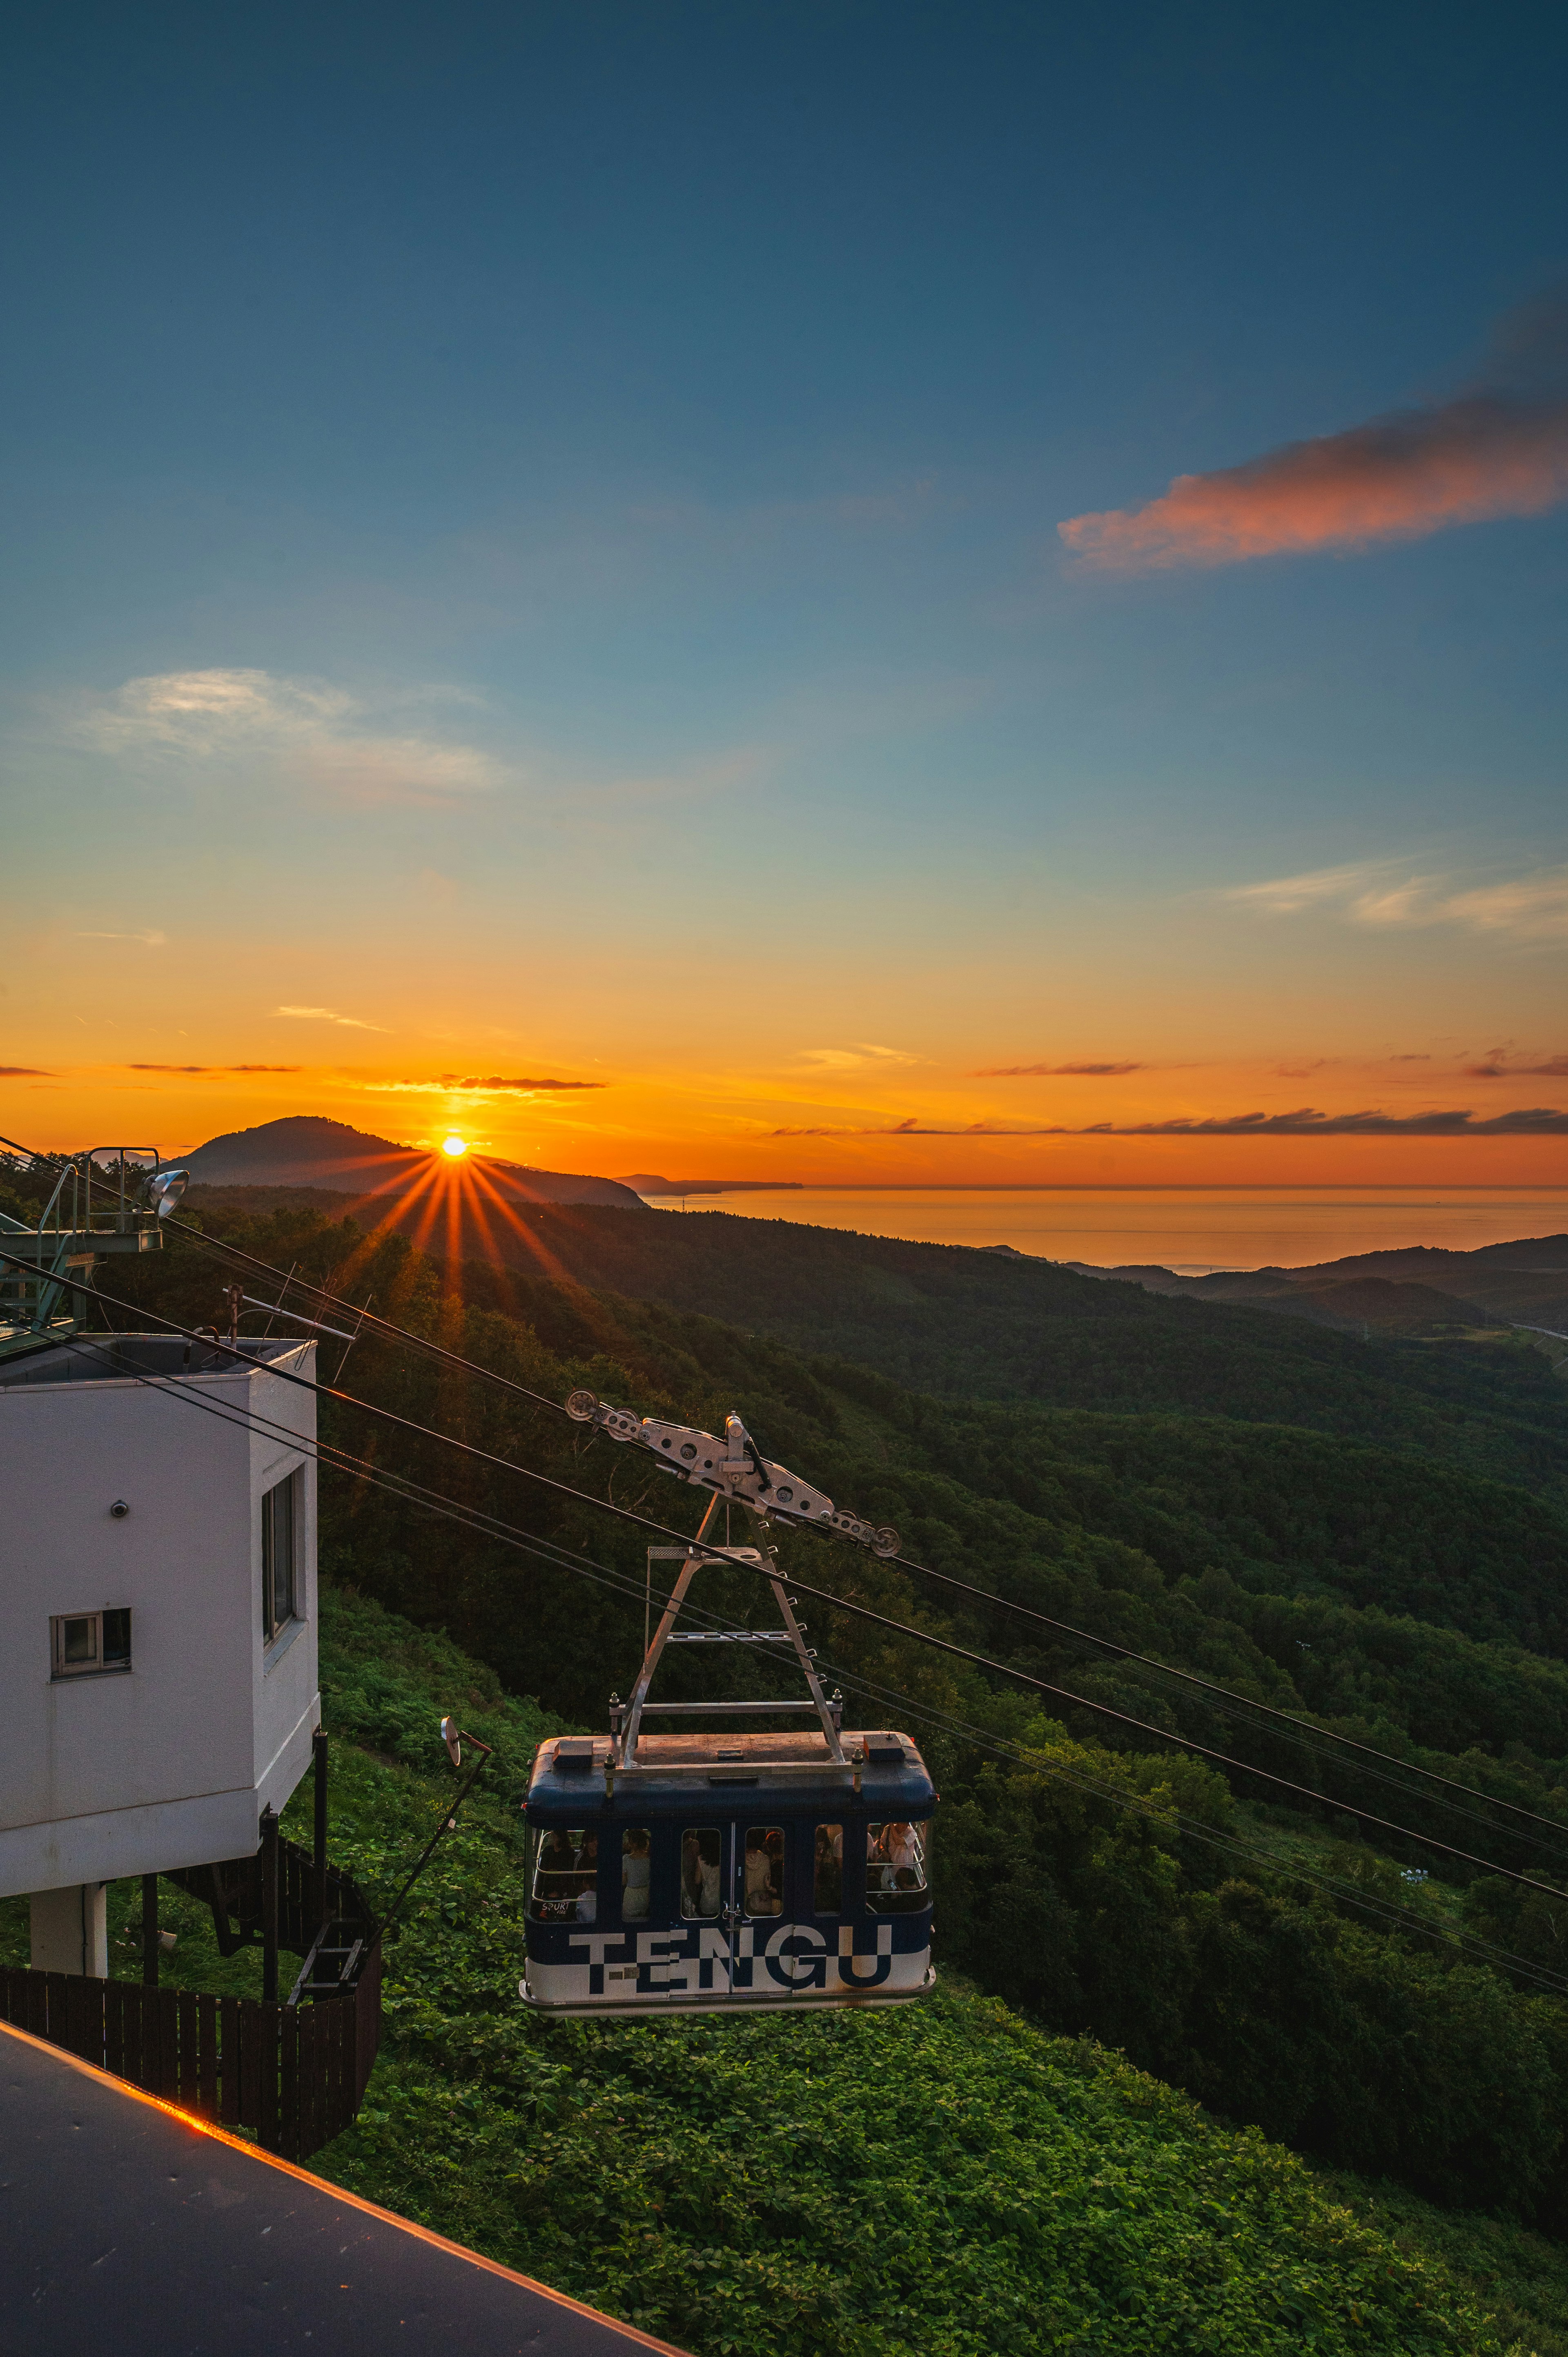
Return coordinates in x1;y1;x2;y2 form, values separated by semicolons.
187;1189;1568;1498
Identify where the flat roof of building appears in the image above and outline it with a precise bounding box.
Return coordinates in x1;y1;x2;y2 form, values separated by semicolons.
0;1333;312;1390
0;2021;685;2356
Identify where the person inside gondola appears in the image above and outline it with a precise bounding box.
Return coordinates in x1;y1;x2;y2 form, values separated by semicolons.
813;1823;842;1913
745;1827;782;1914
682;1829;722;1918
884;1822;919;1875
533;1828;578;1918
622;1826;651;1920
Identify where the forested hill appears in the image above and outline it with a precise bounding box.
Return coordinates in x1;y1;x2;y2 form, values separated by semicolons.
74;1196;1568;2234
280;1193;1565;1503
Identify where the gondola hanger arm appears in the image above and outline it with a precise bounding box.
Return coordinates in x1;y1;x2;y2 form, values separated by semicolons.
565;1392;900;1559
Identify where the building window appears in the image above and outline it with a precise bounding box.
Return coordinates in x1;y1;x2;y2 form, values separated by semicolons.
262;1470;299;1641
51;1608;131;1679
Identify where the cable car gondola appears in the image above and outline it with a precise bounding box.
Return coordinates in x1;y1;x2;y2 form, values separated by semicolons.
520;1403;937;2016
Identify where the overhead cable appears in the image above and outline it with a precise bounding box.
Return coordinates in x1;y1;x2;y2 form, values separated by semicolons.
133;1200;1568;1857
51;1317;1568;2004
12;1246;1568;1914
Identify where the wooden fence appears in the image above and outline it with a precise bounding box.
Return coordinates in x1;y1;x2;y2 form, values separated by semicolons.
0;1940;381;2162
0;1824;383;2162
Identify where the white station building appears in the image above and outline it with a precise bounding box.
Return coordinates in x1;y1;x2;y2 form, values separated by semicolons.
0;1335;319;1976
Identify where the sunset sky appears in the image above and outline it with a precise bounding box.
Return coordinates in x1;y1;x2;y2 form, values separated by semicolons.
5;4;1566;1189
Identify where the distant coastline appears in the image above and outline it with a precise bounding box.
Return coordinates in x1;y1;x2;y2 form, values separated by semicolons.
618;1173;804;1197
637;1183;1568;1271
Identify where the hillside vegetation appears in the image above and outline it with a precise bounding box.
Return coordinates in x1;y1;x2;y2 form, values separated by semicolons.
11;1583;1565;2356
65;1196;1568;2231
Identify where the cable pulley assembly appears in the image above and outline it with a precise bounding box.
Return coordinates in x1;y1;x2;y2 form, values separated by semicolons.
565;1390;900;1556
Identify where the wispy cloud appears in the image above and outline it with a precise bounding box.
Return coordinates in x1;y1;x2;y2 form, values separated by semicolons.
125;1062;301;1074
1465;1051;1568;1078
1441;874;1568;939
976;1061;1143;1077
772;1106;1568;1138
361;1073;605;1095
74;668;506;808
275;1005;388;1032
1223;861;1568;942
795;1044;919;1071
1060;294;1568;572
1100;1107;1568;1136
0;1065;51;1077
74;928;167;947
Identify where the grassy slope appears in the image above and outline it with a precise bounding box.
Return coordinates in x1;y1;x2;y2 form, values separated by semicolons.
10;1585;1568;2356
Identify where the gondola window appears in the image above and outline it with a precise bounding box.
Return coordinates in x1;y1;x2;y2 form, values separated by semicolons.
680;1828;723;1918
531;1826;593;1921
867;1821;929;1913
744;1826;785;1917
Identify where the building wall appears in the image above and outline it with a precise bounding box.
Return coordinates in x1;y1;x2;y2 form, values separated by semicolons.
0;1338;320;1895
250;1358;320;1814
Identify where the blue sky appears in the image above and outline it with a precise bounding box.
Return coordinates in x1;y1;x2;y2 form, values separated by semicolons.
4;2;1566;1178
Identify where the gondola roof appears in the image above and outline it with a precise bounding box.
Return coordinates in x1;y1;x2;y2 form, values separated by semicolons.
526;1728;936;1818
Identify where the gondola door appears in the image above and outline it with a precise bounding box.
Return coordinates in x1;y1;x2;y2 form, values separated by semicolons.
678;1819;742;2000
732;1817;789;1995
719;1822;742;2000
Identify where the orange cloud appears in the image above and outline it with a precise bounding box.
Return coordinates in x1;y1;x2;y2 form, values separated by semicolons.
1465;1053;1568;1078
772;1106;1568;1137
446;1074;604;1092
1059;393;1568;573
361;1074;605;1095
978;1061;1143;1077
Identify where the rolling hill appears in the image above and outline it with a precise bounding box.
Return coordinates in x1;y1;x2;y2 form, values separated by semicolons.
182;1115;646;1209
1067;1234;1568;1338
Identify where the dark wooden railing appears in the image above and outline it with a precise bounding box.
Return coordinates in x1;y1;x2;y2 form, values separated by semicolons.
0;1830;383;2162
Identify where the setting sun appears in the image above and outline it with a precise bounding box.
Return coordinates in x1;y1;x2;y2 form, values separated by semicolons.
440;1133;468;1159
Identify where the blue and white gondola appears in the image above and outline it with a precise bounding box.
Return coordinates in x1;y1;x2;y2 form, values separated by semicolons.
520;1728;936;2015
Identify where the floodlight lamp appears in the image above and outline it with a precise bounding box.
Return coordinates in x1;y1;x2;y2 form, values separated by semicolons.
150;1167;189;1218
440;1715;463;1768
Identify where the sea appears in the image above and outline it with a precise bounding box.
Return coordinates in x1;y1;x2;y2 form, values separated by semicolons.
639;1187;1568;1273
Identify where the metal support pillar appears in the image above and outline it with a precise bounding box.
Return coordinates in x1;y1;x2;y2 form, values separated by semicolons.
312;1726;329;1930
260;1804;280;2002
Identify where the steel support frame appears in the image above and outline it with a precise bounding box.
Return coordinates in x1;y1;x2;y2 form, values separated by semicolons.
615;1496;846;1768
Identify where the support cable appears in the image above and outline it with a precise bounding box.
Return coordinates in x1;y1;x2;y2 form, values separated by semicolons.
48;1316;1568;2004
122;1202;1568;1859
